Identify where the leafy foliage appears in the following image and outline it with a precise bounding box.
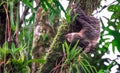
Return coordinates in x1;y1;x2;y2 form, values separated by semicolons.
0;0;120;73
0;42;45;73
90;0;120;72
61;42;97;73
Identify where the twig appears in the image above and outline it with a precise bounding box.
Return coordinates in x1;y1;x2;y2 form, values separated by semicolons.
94;1;117;15
19;6;29;29
14;6;29;47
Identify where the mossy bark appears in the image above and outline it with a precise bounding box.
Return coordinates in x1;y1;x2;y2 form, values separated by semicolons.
39;22;69;73
75;0;101;15
39;0;101;73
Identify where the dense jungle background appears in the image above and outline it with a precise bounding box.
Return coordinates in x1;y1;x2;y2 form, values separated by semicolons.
0;0;120;73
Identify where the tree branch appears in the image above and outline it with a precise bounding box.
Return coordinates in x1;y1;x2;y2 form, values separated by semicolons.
19;7;29;29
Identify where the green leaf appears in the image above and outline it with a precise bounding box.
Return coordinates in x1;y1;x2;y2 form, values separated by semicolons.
0;47;9;55
72;13;79;22
111;12;118;19
100;18;106;29
22;0;35;11
98;69;105;73
25;59;45;65
12;59;23;66
72;40;79;50
64;42;70;59
44;0;56;13
117;22;120;29
41;1;47;11
117;0;120;3
107;61;115;70
41;33;48;41
65;14;70;22
10;1;15;31
80;61;90;73
104;42;110;48
108;5;120;12
53;0;66;14
62;44;65;54
0;1;5;7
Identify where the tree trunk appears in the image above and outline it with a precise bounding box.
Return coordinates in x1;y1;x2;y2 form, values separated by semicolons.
0;3;6;73
39;0;101;73
0;1;20;73
75;0;101;15
39;21;69;73
0;3;6;47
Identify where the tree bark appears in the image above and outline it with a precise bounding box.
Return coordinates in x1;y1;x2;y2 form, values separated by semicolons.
0;1;21;73
75;0;101;15
0;3;6;47
39;22;69;73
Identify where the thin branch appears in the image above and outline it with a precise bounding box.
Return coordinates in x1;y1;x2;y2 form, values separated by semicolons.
15;5;29;47
19;6;29;29
94;1;117;15
3;4;11;42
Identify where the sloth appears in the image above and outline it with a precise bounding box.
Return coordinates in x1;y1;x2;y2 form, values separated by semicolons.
66;5;100;53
